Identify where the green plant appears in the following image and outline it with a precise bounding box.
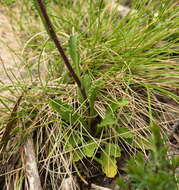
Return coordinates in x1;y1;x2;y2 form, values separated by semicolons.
0;0;179;189
116;124;179;190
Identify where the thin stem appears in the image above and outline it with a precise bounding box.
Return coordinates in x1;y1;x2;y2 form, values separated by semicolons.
35;0;88;107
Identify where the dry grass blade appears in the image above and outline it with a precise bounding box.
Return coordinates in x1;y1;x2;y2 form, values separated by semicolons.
0;92;24;154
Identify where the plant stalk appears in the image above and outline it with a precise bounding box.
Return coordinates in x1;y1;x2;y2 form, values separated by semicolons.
35;0;89;108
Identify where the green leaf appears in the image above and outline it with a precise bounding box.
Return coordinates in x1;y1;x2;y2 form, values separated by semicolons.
98;111;117;127
110;98;130;111
64;141;73;152
64;133;83;152
82;141;98;157
100;153;118;178
67;133;82;147
151;123;163;150
89;85;98;106
78;74;92;105
69;34;80;76
49;99;73;122
105;143;121;158
49;99;85;125
98;98;129;129
89;80;103;116
172;156;179;170
82;74;92;93
96;143;121;178
72;149;84;162
116;127;134;138
117;98;130;107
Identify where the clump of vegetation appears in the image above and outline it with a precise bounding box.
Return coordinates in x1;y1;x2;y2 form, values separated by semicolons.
116;123;179;190
0;0;178;189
